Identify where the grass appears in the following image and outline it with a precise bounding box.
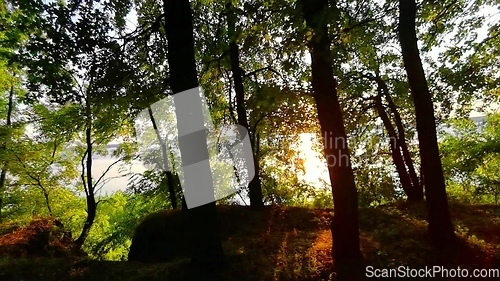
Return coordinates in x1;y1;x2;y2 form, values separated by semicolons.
0;202;499;281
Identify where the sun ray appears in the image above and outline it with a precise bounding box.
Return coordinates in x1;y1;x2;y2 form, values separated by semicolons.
297;133;329;187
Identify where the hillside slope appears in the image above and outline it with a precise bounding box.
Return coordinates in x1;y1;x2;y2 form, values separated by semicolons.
0;203;498;281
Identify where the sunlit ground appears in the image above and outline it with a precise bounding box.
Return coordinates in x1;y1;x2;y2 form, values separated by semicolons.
2;203;499;281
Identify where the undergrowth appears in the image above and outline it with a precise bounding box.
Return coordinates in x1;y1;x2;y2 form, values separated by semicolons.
0;202;498;281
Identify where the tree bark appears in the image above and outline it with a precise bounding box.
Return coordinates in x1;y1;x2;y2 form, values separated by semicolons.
374;94;418;200
75;98;97;247
147;106;178;209
0;170;6;222
163;0;224;270
42;188;53;216
398;0;455;251
300;0;364;279
375;77;423;200
225;2;263;209
0;86;14;222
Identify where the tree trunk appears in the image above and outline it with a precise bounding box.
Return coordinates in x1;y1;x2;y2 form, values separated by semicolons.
163;0;224;270
300;0;364;279
147;106;178;209
398;0;455;251
375;77;423;200
41;187;53;216
225;2;263;209
0;86;14;222
419;165;424;191
75;99;97;247
0;169;6;222
181;194;188;210
374;94;417;200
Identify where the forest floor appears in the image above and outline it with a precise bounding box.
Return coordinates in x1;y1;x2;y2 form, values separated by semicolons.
0;201;499;281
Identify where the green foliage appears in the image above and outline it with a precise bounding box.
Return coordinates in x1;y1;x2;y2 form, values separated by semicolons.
1;203;498;280
441;113;500;204
2;184;85;230
83;191;170;260
0;0;499;272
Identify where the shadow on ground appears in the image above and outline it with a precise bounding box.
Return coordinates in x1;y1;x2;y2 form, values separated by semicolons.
0;203;499;281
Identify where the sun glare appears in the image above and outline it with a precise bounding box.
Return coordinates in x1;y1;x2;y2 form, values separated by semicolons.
297;133;329;187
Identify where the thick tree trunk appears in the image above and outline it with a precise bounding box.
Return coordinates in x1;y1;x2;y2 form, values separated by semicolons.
375;77;423;200
181;194;188;210
374;95;418;200
398;0;455;251
300;0;364;279
75;100;97;247
164;0;224;270
147;106;178;209
0;86;14;222
225;2;263;209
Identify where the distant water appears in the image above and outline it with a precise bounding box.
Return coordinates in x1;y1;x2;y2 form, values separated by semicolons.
90;145;147;196
94;116;486;196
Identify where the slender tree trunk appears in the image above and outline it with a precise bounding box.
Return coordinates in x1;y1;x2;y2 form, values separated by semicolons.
34;179;53;217
168;154;188;210
165;141;188;210
374;94;417;200
419;164;425;191
75;99;97;247
0;86;14;222
398;0;455;251
42;189;53;216
0;170;6;222
147;106;178;209
225;2;263;209
375;77;422;199
164;0;224;270
300;0;364;279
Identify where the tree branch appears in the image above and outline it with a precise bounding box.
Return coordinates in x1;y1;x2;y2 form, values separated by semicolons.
242;66;281;79
93;157;125;188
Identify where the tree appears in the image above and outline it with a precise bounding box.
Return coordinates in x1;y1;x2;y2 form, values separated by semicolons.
398;0;456;251
163;0;224;270
373;90;418;200
299;0;364;278
0;85;13;221
147;105;180;209
375;76;422;200
0;0;31;222
225;1;263;209
365;74;423;201
441;114;500;204
316;0;425;203
15;0;137;247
